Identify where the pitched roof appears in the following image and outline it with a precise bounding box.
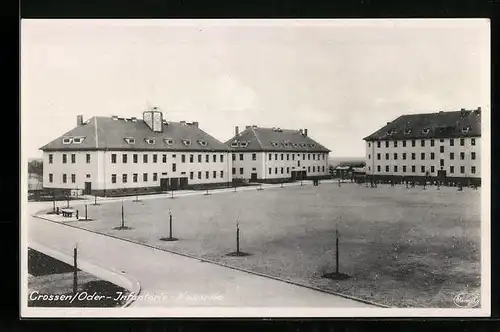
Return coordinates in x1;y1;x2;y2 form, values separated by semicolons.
225;126;331;152
363;108;482;141
40;116;230;152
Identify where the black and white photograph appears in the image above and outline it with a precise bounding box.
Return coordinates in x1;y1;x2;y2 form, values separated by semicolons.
21;19;490;317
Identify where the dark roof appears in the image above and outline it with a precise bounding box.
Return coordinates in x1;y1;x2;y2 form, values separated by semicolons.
225;126;330;152
40;116;230;152
363;108;482;141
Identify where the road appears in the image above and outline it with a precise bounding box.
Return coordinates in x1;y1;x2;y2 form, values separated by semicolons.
26;192;374;309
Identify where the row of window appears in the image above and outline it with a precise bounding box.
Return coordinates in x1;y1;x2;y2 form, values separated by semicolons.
48;173;90;183
111;171;225;183
374;165;477;174
370;137;476;149
49;153;91;164
231;152;326;162
110;153;225;164
229;165;326;176
371;151;477;161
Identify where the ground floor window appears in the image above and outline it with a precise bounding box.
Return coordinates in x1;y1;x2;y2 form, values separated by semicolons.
412;165;416;173
232;168;236;175
133;173;138;182
62;174;67;183
471;166;476;174
111;174;116;183
122;174;127;183
206;171;209;179
385;166;389;172
190;172;194;180
153;173;158;181
460;166;465;174
377;165;381;172
450;166;454;174
198;171;202;179
143;173;148;182
49;174;53;183
239;168;244;175
421;166;425;173
213;171;217;179
220;171;224;178
71;174;76;183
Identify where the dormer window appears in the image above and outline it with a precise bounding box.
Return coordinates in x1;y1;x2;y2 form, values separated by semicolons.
124;137;136;144
72;137;86;144
239;142;248;148
386;129;396;136
283;142;290;147
300;143;307;148
145;138;156;145
164;138;174;145
404;128;412;135
292;143;299;148
270;142;279;147
182;139;191;146
230;141;239;148
62;137;72;144
197;140;207;147
462;126;471;134
310;144;316;148
421;128;430;135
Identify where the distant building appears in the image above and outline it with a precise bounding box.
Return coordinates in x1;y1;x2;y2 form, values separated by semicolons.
363;108;481;184
226;126;331;183
40;108;232;196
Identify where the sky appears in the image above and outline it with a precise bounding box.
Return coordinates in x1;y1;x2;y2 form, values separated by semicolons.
21;19;490;159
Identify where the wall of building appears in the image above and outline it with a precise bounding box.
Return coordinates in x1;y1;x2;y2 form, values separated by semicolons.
231;151;330;181
365;137;481;179
42;151;98;191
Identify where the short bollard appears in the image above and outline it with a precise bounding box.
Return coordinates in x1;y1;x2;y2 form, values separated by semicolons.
76;210;79;220
160;210;178;241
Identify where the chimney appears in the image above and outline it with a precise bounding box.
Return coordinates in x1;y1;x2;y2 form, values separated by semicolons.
477;107;481;112
180;121;186;125
192;121;199;127
299;129;303;134
245;125;251;130
235;126;239;136
304;128;308;136
77;115;83;126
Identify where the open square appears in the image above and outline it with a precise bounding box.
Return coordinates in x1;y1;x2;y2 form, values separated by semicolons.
50;181;480;308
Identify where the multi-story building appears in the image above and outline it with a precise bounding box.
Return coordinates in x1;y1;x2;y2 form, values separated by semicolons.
226;125;331;183
40;108;233;196
363;108;481;185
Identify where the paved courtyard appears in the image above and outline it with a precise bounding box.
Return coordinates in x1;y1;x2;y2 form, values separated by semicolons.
37;181;481;308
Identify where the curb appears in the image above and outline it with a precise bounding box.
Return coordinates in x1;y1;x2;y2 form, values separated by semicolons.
28;241;141;308
33;213;389;309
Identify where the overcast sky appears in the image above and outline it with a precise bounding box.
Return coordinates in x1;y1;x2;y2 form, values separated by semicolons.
21;19;490;159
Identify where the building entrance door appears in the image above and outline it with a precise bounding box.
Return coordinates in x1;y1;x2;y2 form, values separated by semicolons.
179;177;189;189
84;182;92;195
160;178;169;191
170;178;179;191
250;173;257;182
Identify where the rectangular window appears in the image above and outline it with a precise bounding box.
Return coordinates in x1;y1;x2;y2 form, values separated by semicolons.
460;166;465;174
162;154;166;163
313;154;316;160
220;171;224;178
440;138;444;143
110;154;116;164
430;139;435;147
394;166;398;172
368;154;371;159
385;141;389;148
421;140;425;147
385;153;389;160
189;172;194;180
206;171;209;179
281;154;284;160
153;173;157;181
298;161;301;167
460;138;465;146
471;166;476;174
143;173;148;182
460;152;465;160
239;154;243;161
377;141;381;148
48;173;53;183
86;154;91;163
287;154;290;161
308;166;311;172
293;154;296;161
122;154;127;163
471;138;476;146
308;154;311;160
281;167;284;174
440;146;444;153
421;152;425;160
49;154;53;164
143;154;148;163
213;155;217;163
220;154;224;163
252;153;257;161
412;153;416;160
322;166;325;172
199;155;203;163
269;167;272;174
385;165;389;172
239;168;243;175
402;166;406;173
206;155;210;163
190;154;194;163
440;159;444;167
421;166;425;173
377;153;381;160
71;154;76;163
402;141;407;147
450;152;455;160
70;173;75;183
133;173;138;182
393;153;398;160
133;154;138;163
368;142;371;147
450;166;454;174
153;154;158;163
213;171;217;179
377;165;381;172
430;152;435;160
411;165;416;173
122;174;127;183
111;174;116;183
450;139;454;146
181;155;186;163
402;153;407;160
394;141;398;147
412;140;416;147
431;166;435;173
172;163;176;172
287;167;290;173
232;168;236;175
275;167;278;174
198;171;202;179
471;152;476;160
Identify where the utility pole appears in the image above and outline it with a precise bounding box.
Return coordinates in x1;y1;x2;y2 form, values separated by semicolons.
335;228;340;274
73;245;78;295
121;200;124;228
236;218;240;254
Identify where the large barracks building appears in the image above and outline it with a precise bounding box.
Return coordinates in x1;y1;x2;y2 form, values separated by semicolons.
363;108;481;185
